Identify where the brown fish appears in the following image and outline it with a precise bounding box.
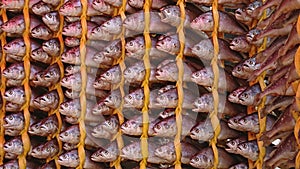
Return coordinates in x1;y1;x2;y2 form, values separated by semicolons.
58;150;103;168
235;8;253;27
33;90;59;111
31;139;59;159
59;99;95;118
98;16;122;35
230;35;251;53
93;40;121;62
261;96;294;118
4;38;40;57
236;140;259;161
28;115;58;137
128;0;169;9
92;100;115;115
92;0;114;15
191;11;246;35
97;65;121;84
4;87;26;105
104;0;122;7
62;21;97;38
3;62;42;81
228;86;247;103
120;115;156;136
190;147;235;169
225;137;247;154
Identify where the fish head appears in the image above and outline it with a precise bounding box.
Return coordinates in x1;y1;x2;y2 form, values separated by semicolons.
123;13;140;31
190;121;213;141
246;29;261;42
1;16;24;34
61;47;80;64
102;41;121;58
230;36;249;51
42;140;58;157
124;89;144;108
154;144;175;161
190;153;213;169
61;73;81;90
40;118;58;134
64;37;80;47
238;116;256;129
92;125;111;139
190;12;213;31
125;36;144;54
1;160;19;169
59;0;82;16
28;122;43;135
65;65;80;75
60;100;77;115
43;66;60;82
90;26;107;39
5;102;22;112
237;142;258;157
246;1;262;15
4;87;25;102
238;90;255;106
31;144;44;157
32;2;51;15
193;94;212;112
232;63;248;79
92;102;110;115
225;138;243;153
43;39;60;55
31;25;52;37
104;92;121;108
101;16;122;32
3;138;23;153
3;113;24;129
59;126;80;142
63;142;77;151
127;0;143;8
235;8;248;21
42;12;59;25
31;48;49;61
243;57;259;71
156;35;180;54
102;116;119;131
62;22;81;37
0;0;23;9
191;68;213;86
159;5;180;22
58;150;79;168
100;66;121;83
37;91;57;106
120;142;141;160
3;63;24;79
155;66;174;81
121;119;142;135
124;64;145;83
227;114;244;130
153;118;175;136
228;86;247;103
4;39;25;55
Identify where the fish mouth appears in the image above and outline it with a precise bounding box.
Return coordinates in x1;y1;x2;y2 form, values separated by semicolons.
158;12;167;21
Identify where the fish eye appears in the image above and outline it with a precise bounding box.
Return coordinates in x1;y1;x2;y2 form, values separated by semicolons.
9;91;13;95
107;121;111;125
48;14;52;18
242;144;247;148
105;72;110;77
243;93;248;98
64;132;68;136
8;116;13;120
155;124;161;130
194;157;199;162
195;128;200;133
231;141;235;145
194;72;199;77
8;142;12;146
237;66;241;71
123;123;128;127
233;119;238;123
128;95;132;100
164;124;169;129
129;42;133;46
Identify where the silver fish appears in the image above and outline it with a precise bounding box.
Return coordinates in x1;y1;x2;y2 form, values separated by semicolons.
32;139;59;159
124;61;159;84
92;101;114;115
92;115;119;139
104;0;122;7
58;150;103;168
4;38;40;57
91;141;119;162
92;0;114;15
236;140;259;161
32;63;61;87
99;16;122;35
31;47;52;64
225;137;247;154
32;1;52;16
1;15;41;34
97;65;121;84
59;99;95;118
123;88;159;109
42;38;60;57
42;12;60;32
29;115;58;136
31;24;53;40
229;163;249;169
3;62;42;80
4;87;25;105
64;37;80;48
59;125;80;144
33;90;59;111
120;115;156;136
3;137;23;155
3;112;24;131
62;21;97;38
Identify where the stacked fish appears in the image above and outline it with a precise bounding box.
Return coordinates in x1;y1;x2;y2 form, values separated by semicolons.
0;0;299;168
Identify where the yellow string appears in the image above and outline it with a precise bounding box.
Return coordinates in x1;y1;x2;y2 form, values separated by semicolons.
19;0;32;168
210;0;220;168
0;9;7;165
77;0;88;168
139;0;152;168
173;1;185;169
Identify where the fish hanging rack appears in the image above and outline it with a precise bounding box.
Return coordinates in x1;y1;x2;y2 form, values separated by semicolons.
0;0;300;169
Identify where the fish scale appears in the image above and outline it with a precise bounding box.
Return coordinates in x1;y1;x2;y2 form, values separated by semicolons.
0;0;300;168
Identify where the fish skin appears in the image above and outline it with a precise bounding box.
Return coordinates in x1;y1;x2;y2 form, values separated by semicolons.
91;141;119;162
3;87;26;105
230;35;251;53
191;11;246;35
32;1;52;16
260;106;295;141
59;0;82;16
159;4;202;28
156;88;196;109
156;33;198;57
128;0;169;9
64;37;80;48
64;108;104;125
42;38;60;57
123;11;173;33
5;101;22;112
42;0;61;6
4;128;22;136
237;84;261;106
31;47;52;64
236;140;259;161
235;8;253;27
192;38;242;63
92;100;114;115
42;12;60;32
125;35;169;60
31;24;53;40
93;40;121;61
193;93;240;118
191;66;238;92
120;115;157;136
32;63;60;87
59;125;80;144
103;89;122;108
3;112;24;131
0;160;19;169
88;25;115;41
4;38;40;57
261;96;294;118
229;163;249;169
92;115;119;139
153;115;195;137
154;142;199;164
190;147;235;169
1;15;41;34
104;0;122;7
0;0;25;10
158;109;175;119
61;73;108;98
190;120;241;142
121;141;170;164
33;90;59;111
228;86;247;103
265;132;299;167
225;137;248;154
3;137;23;155
188;0;250;6
278;23;300;56
124;61;159;84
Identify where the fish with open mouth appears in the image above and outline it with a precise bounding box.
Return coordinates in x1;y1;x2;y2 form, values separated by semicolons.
31;139;59;159
32;63;60;87
59;125;80;144
28;115;58;137
91;141;119;162
92;115;119;139
42;11;60;32
1;15;41;34
33;90;59;111
3;137;23;155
